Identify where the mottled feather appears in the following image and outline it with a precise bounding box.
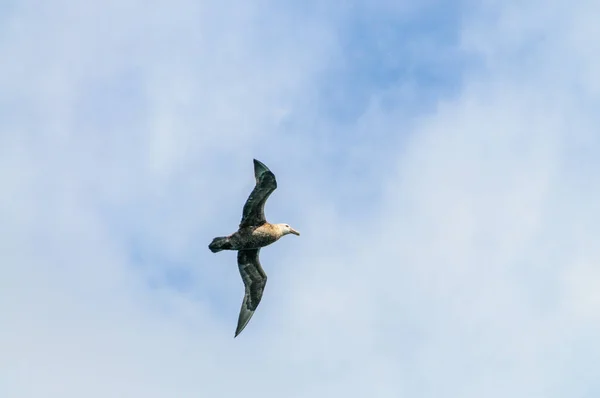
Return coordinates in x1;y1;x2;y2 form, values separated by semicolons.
208;159;298;337
239;159;277;228
235;249;267;337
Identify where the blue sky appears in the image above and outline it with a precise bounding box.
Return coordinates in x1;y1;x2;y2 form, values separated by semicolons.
1;0;600;397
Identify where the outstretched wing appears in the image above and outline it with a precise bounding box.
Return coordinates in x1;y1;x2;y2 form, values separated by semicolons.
239;159;277;228
235;249;267;337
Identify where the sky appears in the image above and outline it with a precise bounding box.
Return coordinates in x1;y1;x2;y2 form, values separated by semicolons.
1;0;599;397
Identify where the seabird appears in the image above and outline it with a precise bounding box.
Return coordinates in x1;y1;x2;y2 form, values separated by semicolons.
209;159;300;337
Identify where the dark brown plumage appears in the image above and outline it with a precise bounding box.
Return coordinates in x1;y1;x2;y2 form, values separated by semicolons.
235;249;267;337
239;159;277;229
209;159;300;337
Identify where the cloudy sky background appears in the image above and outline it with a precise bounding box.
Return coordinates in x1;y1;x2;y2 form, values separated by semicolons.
1;0;599;396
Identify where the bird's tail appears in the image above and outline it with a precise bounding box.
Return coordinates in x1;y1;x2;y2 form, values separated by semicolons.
209;236;233;253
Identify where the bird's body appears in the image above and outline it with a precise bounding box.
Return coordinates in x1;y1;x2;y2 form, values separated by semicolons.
209;223;288;252
208;159;299;337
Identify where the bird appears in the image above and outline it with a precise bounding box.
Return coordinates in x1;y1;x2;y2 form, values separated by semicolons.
209;159;300;337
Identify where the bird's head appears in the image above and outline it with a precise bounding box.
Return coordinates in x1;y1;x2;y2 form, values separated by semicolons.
278;223;300;237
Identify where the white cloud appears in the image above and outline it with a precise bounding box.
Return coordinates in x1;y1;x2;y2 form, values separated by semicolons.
1;0;599;397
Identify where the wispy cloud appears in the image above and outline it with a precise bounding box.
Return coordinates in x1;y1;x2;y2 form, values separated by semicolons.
1;0;599;397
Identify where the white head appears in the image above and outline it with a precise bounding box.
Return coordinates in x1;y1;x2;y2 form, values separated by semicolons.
277;223;300;237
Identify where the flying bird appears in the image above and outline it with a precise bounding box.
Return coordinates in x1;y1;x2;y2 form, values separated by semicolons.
209;159;300;337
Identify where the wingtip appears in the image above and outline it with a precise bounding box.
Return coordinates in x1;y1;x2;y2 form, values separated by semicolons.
252;158;272;182
234;321;247;338
235;307;255;338
234;325;244;338
253;158;269;168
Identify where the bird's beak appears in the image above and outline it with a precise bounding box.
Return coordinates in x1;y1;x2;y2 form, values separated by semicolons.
290;228;300;236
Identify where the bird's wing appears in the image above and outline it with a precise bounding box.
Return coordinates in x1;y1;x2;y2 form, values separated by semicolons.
239;159;277;228
235;249;267;337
